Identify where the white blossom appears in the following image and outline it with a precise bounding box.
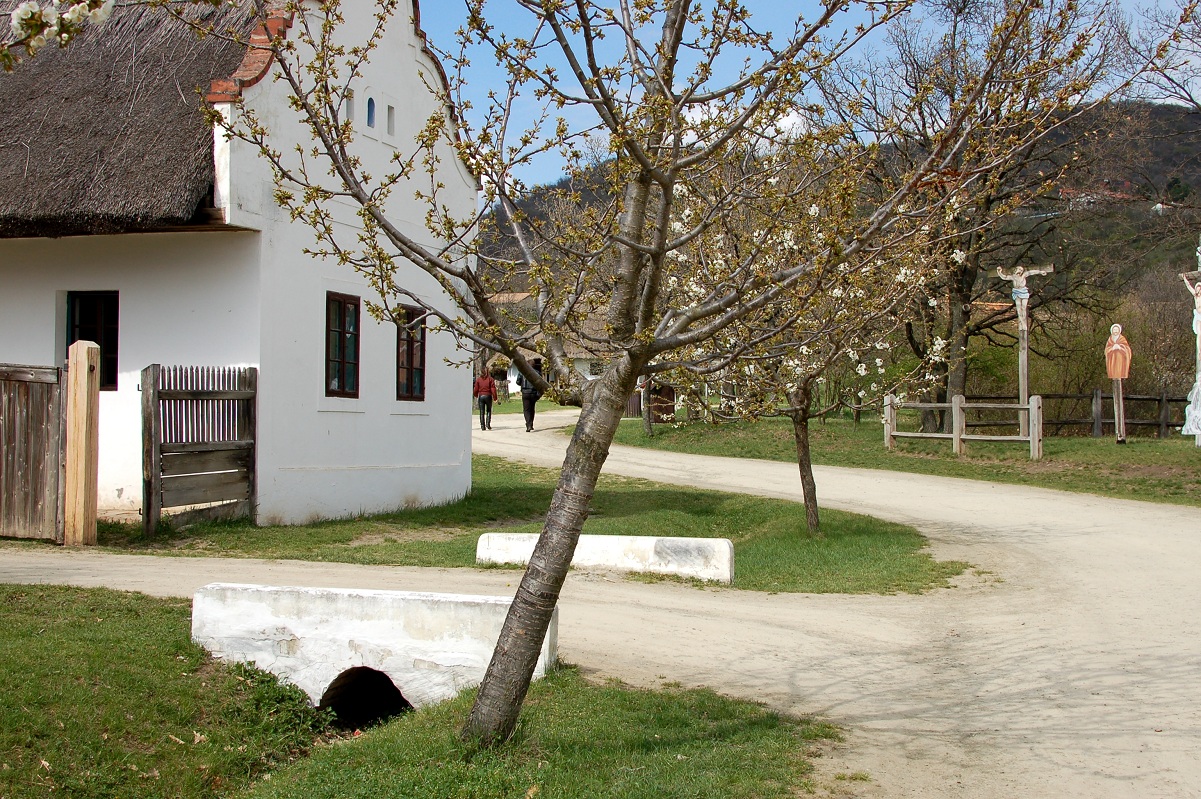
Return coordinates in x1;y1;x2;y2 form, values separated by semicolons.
90;0;114;25
808;204;819;218
951;249;967;264
855;363;868;376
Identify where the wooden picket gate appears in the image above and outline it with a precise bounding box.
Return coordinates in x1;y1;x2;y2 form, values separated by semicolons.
142;365;257;535
0;364;67;541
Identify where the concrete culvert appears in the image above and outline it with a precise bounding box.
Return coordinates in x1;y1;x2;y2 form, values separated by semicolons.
318;667;413;728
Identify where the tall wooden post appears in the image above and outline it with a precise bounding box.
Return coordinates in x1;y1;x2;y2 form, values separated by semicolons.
1028;395;1043;461
1112;379;1126;444
952;393;966;456
883;394;897;450
141;364;163;536
1018;323;1030;437
63;341;100;546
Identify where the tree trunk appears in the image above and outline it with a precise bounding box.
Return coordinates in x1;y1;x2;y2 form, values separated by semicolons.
462;367;636;745
920;361;948;433
942;273;974;433
641;379;654;437
788;391;821;535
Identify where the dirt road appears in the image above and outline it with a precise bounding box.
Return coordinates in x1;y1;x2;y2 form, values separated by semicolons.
3;408;1199;797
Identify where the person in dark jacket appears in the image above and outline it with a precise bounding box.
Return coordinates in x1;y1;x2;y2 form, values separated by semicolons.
473;369;498;430
515;359;543;432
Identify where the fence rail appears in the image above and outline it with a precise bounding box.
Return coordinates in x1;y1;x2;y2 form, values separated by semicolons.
884;394;1043;460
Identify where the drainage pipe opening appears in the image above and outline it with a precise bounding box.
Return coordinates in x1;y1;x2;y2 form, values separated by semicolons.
319;667;413;728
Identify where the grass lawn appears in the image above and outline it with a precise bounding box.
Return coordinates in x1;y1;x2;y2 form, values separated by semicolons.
0;586;841;799
237;667;839;799
489;396;561;416
80;455;965;594
611;414;1201;507
0;585;331;799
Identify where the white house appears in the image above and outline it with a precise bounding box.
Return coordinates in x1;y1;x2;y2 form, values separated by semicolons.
0;1;476;524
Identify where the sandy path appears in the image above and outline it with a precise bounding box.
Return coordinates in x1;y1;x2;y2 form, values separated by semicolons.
3;408;1199;797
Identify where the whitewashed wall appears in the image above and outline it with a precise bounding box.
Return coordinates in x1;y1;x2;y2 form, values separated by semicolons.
217;4;476;523
0;232;262;510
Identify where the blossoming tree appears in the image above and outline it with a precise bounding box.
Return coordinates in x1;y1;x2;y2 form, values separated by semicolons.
816;0;1160;432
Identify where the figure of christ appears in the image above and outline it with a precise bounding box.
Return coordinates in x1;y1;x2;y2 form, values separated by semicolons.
1183;272;1201;336
996;265;1054;329
1181;272;1201;437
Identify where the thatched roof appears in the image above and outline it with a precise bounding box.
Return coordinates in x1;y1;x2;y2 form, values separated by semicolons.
0;2;257;238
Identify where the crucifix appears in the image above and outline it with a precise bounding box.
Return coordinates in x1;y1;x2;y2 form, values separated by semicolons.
1180;265;1201;446
996;264;1054;436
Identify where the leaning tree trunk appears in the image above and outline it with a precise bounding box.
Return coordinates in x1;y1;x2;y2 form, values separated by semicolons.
462;366;637;745
788;389;821;535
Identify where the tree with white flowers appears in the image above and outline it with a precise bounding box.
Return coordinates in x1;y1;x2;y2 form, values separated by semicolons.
3;0;113;70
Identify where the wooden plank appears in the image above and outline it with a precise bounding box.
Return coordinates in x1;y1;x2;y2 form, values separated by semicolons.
962;434;1031;442
243;368;257;525
893;431;953;439
0;364;60;384
897;402;950;410
160;439;254;454
142;364;163;536
161;471;250;508
63;342;100;546
161;449;251;476
964;402;1028;411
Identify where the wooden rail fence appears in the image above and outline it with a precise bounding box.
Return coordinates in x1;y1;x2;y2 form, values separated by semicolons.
960;391;1186;437
884;394;1044;460
142;365;257;535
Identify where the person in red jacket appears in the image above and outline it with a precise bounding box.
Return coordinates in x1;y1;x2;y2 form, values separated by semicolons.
473;369;498;430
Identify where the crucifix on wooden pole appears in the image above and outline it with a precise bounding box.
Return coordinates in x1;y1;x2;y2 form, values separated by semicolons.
1180;267;1201;446
996;264;1054;436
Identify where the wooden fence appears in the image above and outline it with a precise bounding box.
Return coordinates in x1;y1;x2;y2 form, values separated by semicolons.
1;342;101;545
1;364;67;541
884;394;1044;460
142;365;257;535
962;391;1186;437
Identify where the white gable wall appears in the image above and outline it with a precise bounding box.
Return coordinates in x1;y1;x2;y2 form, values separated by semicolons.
217;5;476;523
0;232;263;510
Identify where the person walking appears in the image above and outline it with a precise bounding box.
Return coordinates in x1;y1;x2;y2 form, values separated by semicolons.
516;359;543;432
473;369;498;431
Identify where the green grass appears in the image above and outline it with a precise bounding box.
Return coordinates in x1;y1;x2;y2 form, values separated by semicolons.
0;585;332;799
611;414;1201;507
84;455;965;594
237;667;839;799
0;587;842;799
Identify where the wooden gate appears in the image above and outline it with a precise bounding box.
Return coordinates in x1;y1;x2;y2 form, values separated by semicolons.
0;364;67;542
142;365;257;535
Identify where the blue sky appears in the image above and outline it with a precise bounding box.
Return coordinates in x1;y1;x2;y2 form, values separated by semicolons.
416;1;890;186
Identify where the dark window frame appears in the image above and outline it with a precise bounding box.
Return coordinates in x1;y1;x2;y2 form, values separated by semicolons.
395;306;426;402
66;291;119;391
326;292;361;398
